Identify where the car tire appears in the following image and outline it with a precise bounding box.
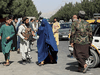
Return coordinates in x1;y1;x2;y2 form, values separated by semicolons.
59;38;62;41
86;49;100;68
67;38;69;41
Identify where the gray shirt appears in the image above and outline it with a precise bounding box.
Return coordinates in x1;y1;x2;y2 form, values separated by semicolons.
29;22;34;32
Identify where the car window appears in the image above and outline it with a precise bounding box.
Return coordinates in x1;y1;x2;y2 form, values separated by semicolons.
95;27;100;36
60;24;71;29
90;24;98;33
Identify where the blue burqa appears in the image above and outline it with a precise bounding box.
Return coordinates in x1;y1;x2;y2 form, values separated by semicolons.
37;19;58;63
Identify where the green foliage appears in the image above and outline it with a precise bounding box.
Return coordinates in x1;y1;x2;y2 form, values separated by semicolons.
0;0;39;18
50;0;100;21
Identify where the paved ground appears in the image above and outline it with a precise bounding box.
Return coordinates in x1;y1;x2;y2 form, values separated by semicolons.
0;40;100;75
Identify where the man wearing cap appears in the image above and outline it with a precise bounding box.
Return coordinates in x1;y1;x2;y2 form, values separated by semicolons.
18;17;33;64
70;11;93;73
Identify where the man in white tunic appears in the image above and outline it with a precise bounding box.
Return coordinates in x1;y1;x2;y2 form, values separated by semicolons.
18;17;32;63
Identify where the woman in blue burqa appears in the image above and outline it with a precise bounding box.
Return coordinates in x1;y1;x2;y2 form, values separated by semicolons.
37;19;58;66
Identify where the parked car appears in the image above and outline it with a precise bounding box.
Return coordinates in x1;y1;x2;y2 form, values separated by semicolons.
69;18;100;68
59;23;71;40
59;20;65;24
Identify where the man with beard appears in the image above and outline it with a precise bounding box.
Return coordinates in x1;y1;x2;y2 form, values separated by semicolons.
18;17;33;64
72;15;78;22
69;15;78;58
52;17;60;46
70;11;93;73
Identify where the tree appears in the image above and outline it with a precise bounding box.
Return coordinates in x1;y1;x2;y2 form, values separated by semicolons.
50;0;100;21
0;0;14;17
0;0;38;18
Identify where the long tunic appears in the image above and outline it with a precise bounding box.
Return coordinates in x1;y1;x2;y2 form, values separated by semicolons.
0;24;15;54
52;22;60;45
18;24;30;53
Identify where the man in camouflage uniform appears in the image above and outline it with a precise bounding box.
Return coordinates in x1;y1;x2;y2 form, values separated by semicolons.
70;11;93;73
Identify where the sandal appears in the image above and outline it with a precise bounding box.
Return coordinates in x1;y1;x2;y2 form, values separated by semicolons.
4;62;10;66
83;64;88;73
38;61;44;66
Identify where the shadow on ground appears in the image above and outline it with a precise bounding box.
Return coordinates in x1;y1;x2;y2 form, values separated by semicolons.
18;60;34;65
0;61;14;65
65;62;78;72
65;61;92;73
67;55;74;58
18;60;24;65
31;49;36;51
35;51;38;53
97;63;100;68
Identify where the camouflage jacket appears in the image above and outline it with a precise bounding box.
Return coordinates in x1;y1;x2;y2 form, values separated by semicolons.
70;19;93;45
